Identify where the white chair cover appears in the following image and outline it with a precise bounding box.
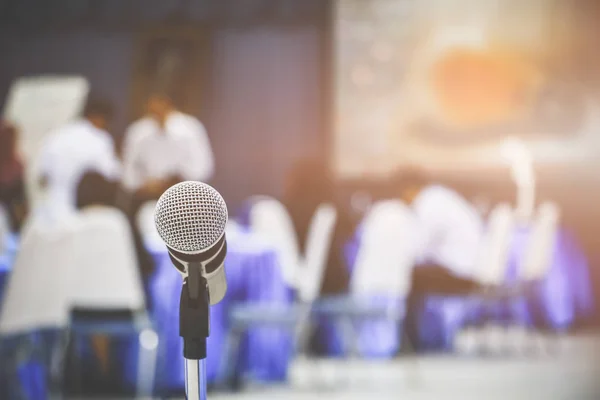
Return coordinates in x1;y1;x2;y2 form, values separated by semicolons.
297;203;337;303
0;216;77;335
67;207;145;311
350;200;418;297
248;196;301;288
474;203;516;285
519;202;560;281
135;200;163;252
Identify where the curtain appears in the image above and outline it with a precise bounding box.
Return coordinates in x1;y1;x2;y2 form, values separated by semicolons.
207;27;324;209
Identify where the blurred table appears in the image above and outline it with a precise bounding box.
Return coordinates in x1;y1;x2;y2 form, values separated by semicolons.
145;227;293;392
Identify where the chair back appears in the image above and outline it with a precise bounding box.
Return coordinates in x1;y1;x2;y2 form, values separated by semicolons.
475;203;515;285
67;207;145;311
350;200;417;297
519;202;560;281
0;205;9;255
248;196;300;288
0;216;76;335
135;200;163;252
297;203;337;302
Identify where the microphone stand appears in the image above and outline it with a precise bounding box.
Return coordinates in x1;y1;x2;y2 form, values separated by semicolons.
180;263;210;400
185;358;207;400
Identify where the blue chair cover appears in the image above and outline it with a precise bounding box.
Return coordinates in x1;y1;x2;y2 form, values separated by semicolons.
505;227;594;330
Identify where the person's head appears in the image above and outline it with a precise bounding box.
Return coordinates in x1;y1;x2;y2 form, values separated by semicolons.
146;93;174;126
76;171;117;210
391;166;430;204
82;97;114;131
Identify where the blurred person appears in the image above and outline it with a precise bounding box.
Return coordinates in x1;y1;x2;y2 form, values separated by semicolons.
0;120;27;231
397;168;485;278
73;171;154;393
37;97;121;222
392;168;485;351
121;93;214;211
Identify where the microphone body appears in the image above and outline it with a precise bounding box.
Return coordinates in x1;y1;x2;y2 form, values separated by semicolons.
154;181;228;400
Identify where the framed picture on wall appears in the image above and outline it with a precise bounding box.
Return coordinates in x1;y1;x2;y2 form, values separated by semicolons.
130;25;210;121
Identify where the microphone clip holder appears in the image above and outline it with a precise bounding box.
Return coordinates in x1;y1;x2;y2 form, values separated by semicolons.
180;261;210;360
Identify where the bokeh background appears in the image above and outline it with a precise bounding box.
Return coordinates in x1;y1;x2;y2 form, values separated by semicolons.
1;0;600;399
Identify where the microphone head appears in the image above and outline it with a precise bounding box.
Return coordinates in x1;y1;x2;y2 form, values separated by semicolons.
154;181;228;254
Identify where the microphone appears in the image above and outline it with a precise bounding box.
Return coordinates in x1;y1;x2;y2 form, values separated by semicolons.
154;181;228;400
154;181;229;306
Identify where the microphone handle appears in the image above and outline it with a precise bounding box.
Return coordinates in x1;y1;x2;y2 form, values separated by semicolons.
185;358;208;400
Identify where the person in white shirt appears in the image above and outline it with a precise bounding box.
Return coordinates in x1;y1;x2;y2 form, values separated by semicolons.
122;93;214;205
391;168;485;352
412;185;484;279
37;98;121;222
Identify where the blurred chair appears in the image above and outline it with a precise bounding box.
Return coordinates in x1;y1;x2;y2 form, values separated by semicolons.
0;205;8;256
219;202;337;389
475;203;516;287
297;203;338;303
462;202;559;355
66;207;157;397
315;200;418;358
0;216;76;399
457;203;515;354
248;196;301;289
135;200;162;252
513;202;560;353
518;202;559;283
293;203;337;353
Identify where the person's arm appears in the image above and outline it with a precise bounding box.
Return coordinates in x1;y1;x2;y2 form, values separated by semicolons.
98;140;122;182
181;119;215;182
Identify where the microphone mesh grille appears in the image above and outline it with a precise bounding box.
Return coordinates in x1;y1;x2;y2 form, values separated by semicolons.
154;181;228;253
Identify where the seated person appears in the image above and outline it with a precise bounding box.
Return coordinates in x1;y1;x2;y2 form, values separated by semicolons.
37;97;121;222
391;168;485;351
0;120;27;232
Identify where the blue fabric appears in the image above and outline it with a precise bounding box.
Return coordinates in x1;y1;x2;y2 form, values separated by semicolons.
0;332;54;400
0;233;19;302
16;359;46;400
147;245;293;392
505;228;594;329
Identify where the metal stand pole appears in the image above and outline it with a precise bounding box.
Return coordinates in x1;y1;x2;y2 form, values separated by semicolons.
180;265;210;400
185;358;207;400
